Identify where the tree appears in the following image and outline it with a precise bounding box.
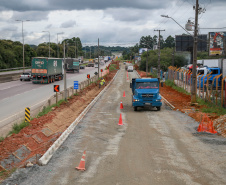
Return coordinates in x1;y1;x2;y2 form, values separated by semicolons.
164;35;175;48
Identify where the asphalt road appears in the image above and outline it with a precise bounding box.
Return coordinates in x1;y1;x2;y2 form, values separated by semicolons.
2;66;226;185
0;62;108;132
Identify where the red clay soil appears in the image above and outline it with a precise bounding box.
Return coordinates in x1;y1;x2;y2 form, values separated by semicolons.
0;69;117;181
136;70;226;137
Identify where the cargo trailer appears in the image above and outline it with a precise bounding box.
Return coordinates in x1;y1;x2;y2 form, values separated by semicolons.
65;58;80;73
31;57;63;84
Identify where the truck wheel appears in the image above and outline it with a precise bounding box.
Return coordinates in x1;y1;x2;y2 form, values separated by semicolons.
134;107;137;111
157;106;161;111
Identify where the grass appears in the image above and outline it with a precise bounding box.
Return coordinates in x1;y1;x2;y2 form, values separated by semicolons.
109;64;117;71
165;79;226;116
197;98;226;116
0;137;4;142
165;79;190;95
0;168;17;182
8;121;30;135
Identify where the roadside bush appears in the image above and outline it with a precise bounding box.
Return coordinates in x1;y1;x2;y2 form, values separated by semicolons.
109;64;117;71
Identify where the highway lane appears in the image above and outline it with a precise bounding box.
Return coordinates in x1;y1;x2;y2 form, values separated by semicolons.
0;62;108;131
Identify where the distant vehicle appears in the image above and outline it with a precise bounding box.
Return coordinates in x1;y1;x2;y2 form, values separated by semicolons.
31;57;63;84
128;66;134;72
20;72;32;81
130;78;162;111
78;56;83;63
65;58;80;73
80;65;85;69
104;56;108;63
87;62;94;67
95;62;98;68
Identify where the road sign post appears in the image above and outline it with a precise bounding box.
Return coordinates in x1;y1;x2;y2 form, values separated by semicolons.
54;85;60;105
25;107;30;122
74;81;79;94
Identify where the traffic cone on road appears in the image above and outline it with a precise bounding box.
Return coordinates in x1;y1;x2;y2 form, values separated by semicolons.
120;100;123;109
118;114;123;126
75;151;86;171
197;114;217;134
123;91;126;97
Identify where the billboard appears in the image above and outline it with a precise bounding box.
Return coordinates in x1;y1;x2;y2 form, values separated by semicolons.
139;48;147;55
175;34;207;52
209;32;226;56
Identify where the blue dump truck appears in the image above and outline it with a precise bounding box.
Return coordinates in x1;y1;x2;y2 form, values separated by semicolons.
130;78;162;111
197;67;221;88
31;57;63;84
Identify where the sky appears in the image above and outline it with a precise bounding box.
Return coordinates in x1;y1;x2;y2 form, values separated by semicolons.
0;0;225;47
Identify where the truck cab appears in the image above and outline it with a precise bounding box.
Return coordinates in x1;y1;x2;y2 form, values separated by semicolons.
197;67;221;88
130;78;162;111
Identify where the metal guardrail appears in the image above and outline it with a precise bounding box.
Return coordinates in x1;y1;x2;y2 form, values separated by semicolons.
0;67;31;72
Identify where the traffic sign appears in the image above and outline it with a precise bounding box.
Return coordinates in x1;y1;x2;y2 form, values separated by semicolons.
87;74;90;79
54;85;60;92
101;69;103;72
74;81;79;89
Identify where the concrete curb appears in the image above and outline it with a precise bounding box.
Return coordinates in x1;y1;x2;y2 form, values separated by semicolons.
39;70;119;165
161;96;175;110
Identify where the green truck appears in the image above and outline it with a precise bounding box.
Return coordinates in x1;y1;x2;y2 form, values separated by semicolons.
31;57;63;84
65;58;80;73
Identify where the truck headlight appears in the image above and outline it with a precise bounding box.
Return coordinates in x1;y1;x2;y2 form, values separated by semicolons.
133;99;139;102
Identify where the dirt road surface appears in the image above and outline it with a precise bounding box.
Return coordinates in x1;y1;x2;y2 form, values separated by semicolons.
2;67;226;185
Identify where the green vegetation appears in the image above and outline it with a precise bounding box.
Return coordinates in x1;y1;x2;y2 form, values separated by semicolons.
165;79;226;116
8;121;30;135
197;98;226;116
37;99;66;117
0;168;17;181
165;79;190;95
0;137;4;142
109;64;117;71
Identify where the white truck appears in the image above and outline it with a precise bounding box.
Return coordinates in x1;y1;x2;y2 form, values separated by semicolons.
128;65;134;72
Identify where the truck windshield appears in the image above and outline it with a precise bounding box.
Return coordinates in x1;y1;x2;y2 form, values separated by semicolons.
197;70;204;74
136;82;158;89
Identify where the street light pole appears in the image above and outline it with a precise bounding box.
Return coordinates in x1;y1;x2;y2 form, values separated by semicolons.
42;31;50;58
63;41;67;101
57;32;63;58
16;20;30;73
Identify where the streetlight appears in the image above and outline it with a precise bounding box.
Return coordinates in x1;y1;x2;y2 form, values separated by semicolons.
57;32;63;58
161;15;192;36
16;20;30;73
42;31;50;58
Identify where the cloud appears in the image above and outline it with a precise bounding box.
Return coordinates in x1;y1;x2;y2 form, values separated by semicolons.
60;20;76;28
0;0;169;11
12;11;49;21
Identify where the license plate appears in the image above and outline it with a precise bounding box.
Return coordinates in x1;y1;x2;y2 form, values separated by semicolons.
145;103;151;105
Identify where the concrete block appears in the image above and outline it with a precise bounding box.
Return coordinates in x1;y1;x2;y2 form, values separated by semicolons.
13;145;31;161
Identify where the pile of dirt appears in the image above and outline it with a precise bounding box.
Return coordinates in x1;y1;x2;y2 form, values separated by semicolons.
213;115;226;137
0;69;117;181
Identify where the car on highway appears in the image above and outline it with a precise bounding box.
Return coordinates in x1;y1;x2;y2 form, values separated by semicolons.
20;72;32;81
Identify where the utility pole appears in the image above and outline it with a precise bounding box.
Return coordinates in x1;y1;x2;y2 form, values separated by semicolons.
98;38;100;79
172;47;175;66
154;29;165;78
90;47;91;59
191;0;199;104
63;42;67;101
146;49;148;77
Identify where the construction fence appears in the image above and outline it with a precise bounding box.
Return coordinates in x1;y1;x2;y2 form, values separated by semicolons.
167;66;226;108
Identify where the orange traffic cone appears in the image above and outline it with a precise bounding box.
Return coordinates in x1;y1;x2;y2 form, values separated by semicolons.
120;100;123;109
123;91;126;97
118;114;123;126
197;114;217;134
75;151;86;171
